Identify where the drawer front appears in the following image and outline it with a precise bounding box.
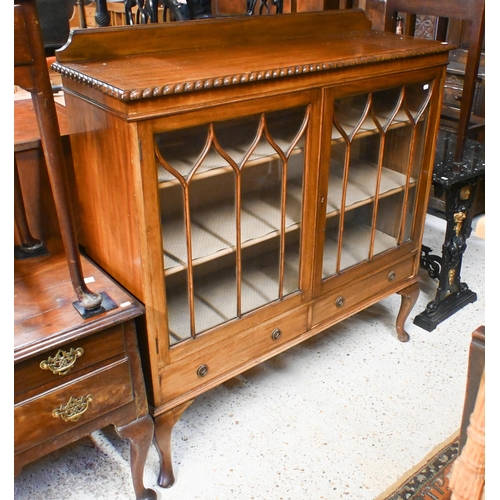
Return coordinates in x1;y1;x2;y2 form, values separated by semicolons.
14;360;133;453
15;325;126;397
311;258;415;327
161;307;309;405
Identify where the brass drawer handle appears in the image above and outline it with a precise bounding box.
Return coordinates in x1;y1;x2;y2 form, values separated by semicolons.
387;270;396;282
52;395;93;423
335;296;344;307
40;347;84;376
271;329;281;341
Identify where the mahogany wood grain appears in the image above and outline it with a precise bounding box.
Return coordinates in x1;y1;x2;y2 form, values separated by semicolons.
14;156;43;251
54;10;372;63
15;241;136;358
15;360;134;452
15;324;126;399
14;99;69;153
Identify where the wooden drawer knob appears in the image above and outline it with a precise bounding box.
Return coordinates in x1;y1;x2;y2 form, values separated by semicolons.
197;364;209;377
40;347;84;376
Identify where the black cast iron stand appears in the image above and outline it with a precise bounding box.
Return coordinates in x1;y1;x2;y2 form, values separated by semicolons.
414;132;484;332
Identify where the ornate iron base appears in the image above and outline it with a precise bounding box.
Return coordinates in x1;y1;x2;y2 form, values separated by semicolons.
414;130;484;332
414;288;477;332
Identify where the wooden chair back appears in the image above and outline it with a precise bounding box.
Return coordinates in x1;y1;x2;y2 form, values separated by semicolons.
380;0;485;161
14;0;102;311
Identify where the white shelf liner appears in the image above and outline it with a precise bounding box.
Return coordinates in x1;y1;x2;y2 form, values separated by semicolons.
326;159;412;213
161;180;303;270
322;223;397;278
167;245;300;343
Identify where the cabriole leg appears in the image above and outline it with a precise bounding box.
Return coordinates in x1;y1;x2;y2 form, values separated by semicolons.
396;282;420;342
115;415;157;500
154;399;194;488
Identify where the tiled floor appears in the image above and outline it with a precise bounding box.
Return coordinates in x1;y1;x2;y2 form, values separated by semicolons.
14;214;486;500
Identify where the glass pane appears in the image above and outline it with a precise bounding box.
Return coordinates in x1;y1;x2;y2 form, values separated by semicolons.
323;82;432;280
373;85;410;253
401;81;432;242
192;253;238;334
155;105;308;346
239;108;306;314
323;93;382;278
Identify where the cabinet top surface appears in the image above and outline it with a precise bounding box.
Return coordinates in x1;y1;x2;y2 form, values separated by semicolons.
53;10;452;102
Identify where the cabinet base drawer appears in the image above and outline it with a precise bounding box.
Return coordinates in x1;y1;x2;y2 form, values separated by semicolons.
160;307;309;406
311;258;415;327
14;360;133;453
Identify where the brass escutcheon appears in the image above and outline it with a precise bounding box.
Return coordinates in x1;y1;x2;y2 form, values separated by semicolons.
40;347;84;376
335;296;344;307
271;329;281;341
197;364;209;377
52;395;93;423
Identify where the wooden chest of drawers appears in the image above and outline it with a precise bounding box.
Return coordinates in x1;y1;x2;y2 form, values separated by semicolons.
14;242;157;500
15;324;135;452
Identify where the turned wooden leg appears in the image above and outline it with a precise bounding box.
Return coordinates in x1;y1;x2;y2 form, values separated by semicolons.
154;399;194;488
115;415;157;500
396;282;420;342
14;157;44;253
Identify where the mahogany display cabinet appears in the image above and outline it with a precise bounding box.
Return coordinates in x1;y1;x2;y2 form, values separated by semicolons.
53;9;452;486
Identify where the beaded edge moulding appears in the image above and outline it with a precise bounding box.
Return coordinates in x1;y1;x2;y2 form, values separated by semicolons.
51;44;450;102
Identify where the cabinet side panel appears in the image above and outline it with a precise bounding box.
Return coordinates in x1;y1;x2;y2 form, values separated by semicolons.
64;93;144;299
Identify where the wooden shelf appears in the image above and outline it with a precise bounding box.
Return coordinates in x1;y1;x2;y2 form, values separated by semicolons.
332;107;412;140
166;241;301;342
162;179;303;273
322;224;398;277
325;159;415;215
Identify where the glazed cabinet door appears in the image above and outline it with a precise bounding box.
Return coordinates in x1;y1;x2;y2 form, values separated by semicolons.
317;76;439;294
146;92;320;349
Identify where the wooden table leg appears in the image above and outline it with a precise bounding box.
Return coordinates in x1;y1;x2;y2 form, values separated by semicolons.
115;414;157;500
153;399;194;488
14;156;45;256
396;281;420;342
